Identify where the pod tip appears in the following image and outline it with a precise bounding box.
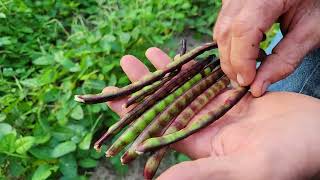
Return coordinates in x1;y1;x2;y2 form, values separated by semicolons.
74;95;85;103
135;150;144;155
105;151;113;158
94;144;101;152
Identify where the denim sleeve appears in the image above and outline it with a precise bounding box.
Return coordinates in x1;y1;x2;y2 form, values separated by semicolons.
266;32;320;99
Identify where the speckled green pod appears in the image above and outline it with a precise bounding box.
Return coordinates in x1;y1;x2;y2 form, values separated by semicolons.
105;66;215;157
136;86;249;153
142;75;230;179
100;58;218;145
120;68;224;164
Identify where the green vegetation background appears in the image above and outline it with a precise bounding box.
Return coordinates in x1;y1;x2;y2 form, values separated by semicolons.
0;0;277;179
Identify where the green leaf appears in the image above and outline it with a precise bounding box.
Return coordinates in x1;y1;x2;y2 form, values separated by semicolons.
70;105;84;120
32;164;57;180
108;74;117;86
9;160;25;177
2;68;16;77
15;136;35;154
54;51;80;72
79;158;98;168
51;141;76;158
0;36;12;47
34;133;51;144
41;88;60;103
0;123;13;138
29;146;54;160
119;32;131;45
0;133;16;153
0;13;6;18
0;114;6;122
21;78;41;88
78;133;92;150
33;55;55;65
59;154;78;177
83;79;106;91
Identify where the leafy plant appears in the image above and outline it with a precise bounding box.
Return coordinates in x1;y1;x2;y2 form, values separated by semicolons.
0;0;221;179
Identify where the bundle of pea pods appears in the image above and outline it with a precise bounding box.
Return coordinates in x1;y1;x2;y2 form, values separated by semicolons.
75;40;252;179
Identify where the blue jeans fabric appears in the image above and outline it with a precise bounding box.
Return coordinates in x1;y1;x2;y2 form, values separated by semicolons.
265;32;320;99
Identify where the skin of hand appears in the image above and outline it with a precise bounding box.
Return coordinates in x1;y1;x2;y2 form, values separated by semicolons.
213;0;320;97
103;48;320;180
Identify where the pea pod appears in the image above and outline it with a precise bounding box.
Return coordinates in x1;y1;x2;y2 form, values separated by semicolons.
136;86;249;153
100;58;217;146
121;68;224;164
74;42;217;104
105;66;216;157
143;75;230;179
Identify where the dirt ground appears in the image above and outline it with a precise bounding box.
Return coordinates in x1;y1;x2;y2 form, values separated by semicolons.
90;152;177;180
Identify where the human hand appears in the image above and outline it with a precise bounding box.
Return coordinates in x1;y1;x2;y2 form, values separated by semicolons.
213;0;320;97
103;48;320;179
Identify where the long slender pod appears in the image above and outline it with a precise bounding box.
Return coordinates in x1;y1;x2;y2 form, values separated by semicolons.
94;40;191;151
101;57;219;143
120;69;225;164
136;86;249;153
179;39;187;55
125;72;176;107
144;149;166;180
105;64;218;157
143;76;230;179
74;42;217;104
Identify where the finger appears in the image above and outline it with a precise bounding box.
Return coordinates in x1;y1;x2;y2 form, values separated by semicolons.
147;47;196;71
213;0;244;80
103;87;129;117
170;90;252;159
230;0;285;86
145;47;172;70
251;17;320;97
120;55;151;82
157;156;236;180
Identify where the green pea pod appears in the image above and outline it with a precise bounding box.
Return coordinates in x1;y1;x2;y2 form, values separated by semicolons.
143;76;230;179
136;86;249;153
97;58;218;148
105;66;215;157
121;68;224;164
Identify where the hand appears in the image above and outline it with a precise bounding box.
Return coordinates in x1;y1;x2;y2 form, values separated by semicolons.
213;0;320;97
103;48;320;179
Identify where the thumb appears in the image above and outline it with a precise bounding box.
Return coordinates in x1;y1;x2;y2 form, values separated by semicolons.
156;156;237;180
251;20;320;97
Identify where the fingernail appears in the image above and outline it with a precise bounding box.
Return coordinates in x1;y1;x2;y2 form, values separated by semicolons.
230;79;240;88
261;81;270;95
236;73;245;85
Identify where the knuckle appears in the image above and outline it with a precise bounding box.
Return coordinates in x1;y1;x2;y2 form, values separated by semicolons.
214;25;230;42
281;58;299;77
273;52;300;79
231;19;252;38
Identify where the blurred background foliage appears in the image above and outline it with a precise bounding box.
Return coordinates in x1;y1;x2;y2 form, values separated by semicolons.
0;0;221;179
0;0;278;179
